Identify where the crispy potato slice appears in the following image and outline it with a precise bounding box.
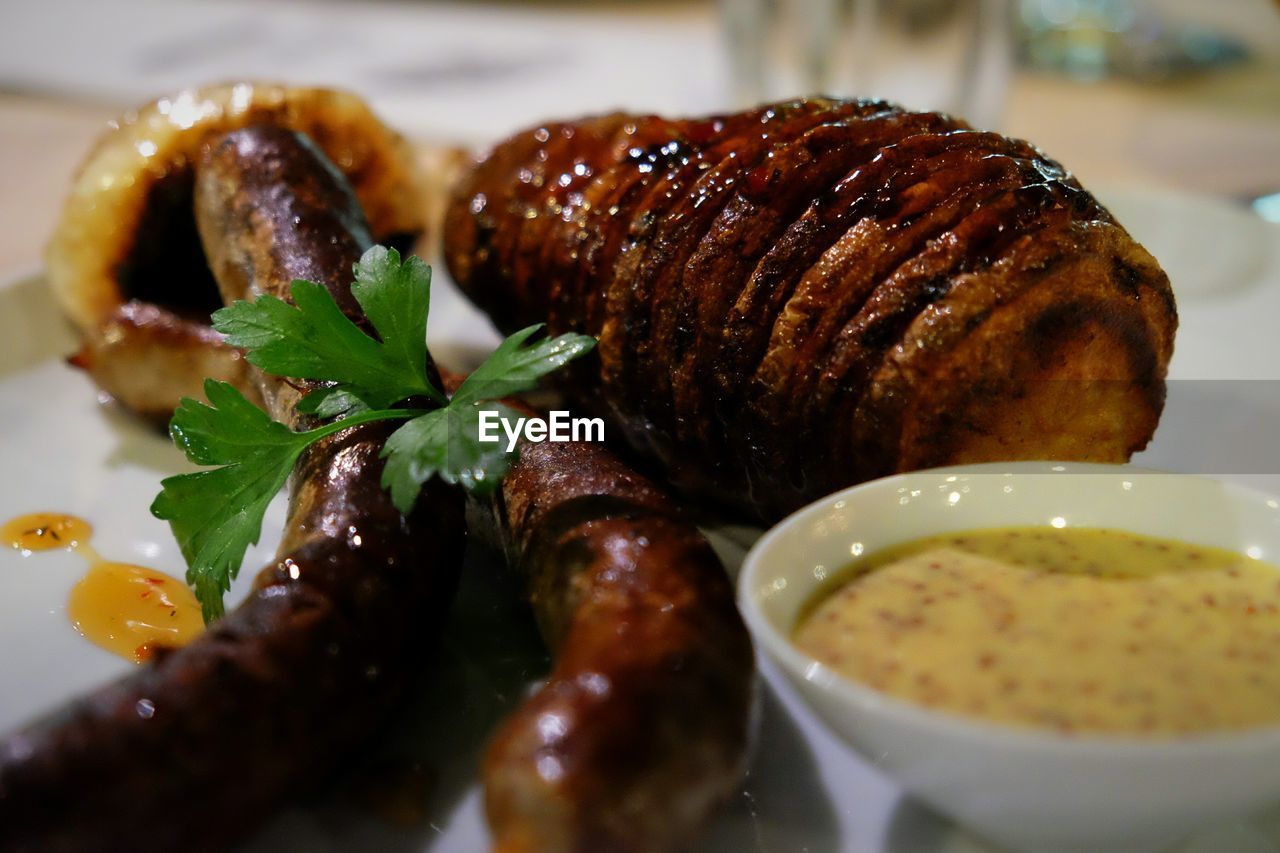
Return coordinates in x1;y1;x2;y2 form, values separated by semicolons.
858;221;1174;480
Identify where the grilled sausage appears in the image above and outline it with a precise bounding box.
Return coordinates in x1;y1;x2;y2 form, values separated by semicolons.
48;82;429;420
0;126;463;853
458;393;754;853
444;99;1177;520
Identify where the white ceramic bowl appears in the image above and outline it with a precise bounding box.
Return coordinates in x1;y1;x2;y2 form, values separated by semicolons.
740;462;1280;853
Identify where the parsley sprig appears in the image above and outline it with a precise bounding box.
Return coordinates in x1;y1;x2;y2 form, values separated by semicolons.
151;246;595;621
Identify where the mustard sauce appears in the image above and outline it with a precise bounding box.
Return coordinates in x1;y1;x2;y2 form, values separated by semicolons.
5;512;202;663
794;527;1280;735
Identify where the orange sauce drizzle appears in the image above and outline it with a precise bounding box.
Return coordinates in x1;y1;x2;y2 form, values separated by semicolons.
4;512;203;663
3;512;92;553
68;562;203;663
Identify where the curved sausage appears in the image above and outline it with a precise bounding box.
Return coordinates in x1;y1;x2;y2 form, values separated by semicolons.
462;393;754;853
0;126;463;853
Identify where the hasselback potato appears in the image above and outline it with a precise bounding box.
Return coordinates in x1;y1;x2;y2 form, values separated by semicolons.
444;98;1177;519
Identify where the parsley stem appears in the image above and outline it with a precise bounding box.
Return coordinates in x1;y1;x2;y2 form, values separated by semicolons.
303;407;425;441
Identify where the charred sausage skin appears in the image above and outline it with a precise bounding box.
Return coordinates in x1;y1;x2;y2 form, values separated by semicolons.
444;99;1177;520
463;406;754;853
0;127;463;853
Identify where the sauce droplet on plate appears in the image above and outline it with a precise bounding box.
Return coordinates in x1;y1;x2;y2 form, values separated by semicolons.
3;511;202;663
68;562;203;663
3;512;92;553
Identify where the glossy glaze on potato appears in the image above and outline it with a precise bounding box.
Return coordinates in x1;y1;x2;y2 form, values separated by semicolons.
445;99;1177;520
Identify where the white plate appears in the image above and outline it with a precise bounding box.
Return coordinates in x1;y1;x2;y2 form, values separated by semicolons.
2;187;1279;852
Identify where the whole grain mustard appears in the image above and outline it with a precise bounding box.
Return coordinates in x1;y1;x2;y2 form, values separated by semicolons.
793;528;1280;735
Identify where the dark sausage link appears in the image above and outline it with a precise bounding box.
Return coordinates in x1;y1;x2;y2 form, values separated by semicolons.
461;392;754;853
0;127;464;853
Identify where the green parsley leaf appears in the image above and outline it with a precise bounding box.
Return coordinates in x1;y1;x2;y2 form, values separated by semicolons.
167;378;302;465
380;400;524;512
350;247;433;384
154;246;595;621
380;322;596;515
151;450;294;623
152;379;409;622
451;324;596;407
212;249;446;409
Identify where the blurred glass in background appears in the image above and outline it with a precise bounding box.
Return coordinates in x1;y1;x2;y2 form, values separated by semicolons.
1017;0;1250;81
719;0;1014;129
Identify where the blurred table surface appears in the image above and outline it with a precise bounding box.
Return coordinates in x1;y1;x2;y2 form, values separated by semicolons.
1;0;1277;275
